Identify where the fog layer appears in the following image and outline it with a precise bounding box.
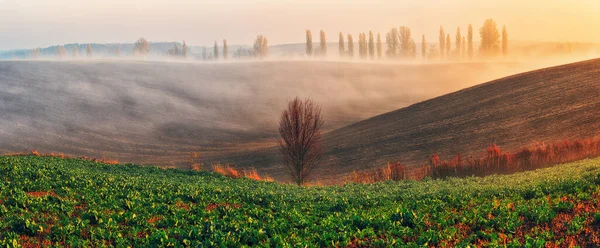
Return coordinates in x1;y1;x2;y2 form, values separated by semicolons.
0;59;581;172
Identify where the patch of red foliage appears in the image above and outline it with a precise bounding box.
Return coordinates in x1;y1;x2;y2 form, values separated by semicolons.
146;216;162;224
26;191;57;198
205;202;242;212
350;136;600;183
19;235;53;248
136;231;149;239
175;201;191;211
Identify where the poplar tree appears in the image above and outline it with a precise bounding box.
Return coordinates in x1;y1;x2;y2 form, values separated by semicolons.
399;26;413;58
183;40;189;58
306;30;313;56
320;30;327;56
214;41;219;60
455;27;462;58
223;39;228;59
446;34;451;58
358;33;367;59
502;26;508;57
86;44;93;57
421;35;426;60
338;32;345;57
368;31;375;59
57;45;68;58
468;24;474;59
347;34;354;58
376;33;382;59
386;28;399;58
439;26;445;58
461;37;466;58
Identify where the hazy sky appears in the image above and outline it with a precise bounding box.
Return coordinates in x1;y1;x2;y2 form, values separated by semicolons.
1;0;599;50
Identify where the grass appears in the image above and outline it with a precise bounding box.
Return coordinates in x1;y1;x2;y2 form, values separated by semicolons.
3;155;600;246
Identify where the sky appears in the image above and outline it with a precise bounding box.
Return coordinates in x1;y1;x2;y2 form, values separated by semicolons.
1;0;599;50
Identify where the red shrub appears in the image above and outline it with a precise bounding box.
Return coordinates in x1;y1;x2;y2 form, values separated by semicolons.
350;135;600;184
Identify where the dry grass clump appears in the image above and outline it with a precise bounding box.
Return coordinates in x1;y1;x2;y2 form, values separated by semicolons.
212;163;273;182
189;152;203;171
350;136;600;184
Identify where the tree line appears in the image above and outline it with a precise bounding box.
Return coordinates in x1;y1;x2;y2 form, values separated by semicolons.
306;18;508;60
28;19;506;61
29;35;270;60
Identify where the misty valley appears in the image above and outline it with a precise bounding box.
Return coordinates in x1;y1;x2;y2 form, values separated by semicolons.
2;1;600;246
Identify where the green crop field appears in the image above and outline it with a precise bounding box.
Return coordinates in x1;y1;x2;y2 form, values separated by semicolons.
2;156;600;247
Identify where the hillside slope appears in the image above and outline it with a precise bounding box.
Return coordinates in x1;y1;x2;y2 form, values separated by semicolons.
0;60;543;169
3;155;600;246
324;58;600;172
219;58;600;180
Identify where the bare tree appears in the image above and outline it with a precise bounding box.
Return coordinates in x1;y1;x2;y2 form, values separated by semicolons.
134;38;150;56
278;97;324;186
306;30;313;56
253;35;269;58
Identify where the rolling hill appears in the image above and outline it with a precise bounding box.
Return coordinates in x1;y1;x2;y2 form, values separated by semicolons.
215;58;600;181
0;59;548;173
